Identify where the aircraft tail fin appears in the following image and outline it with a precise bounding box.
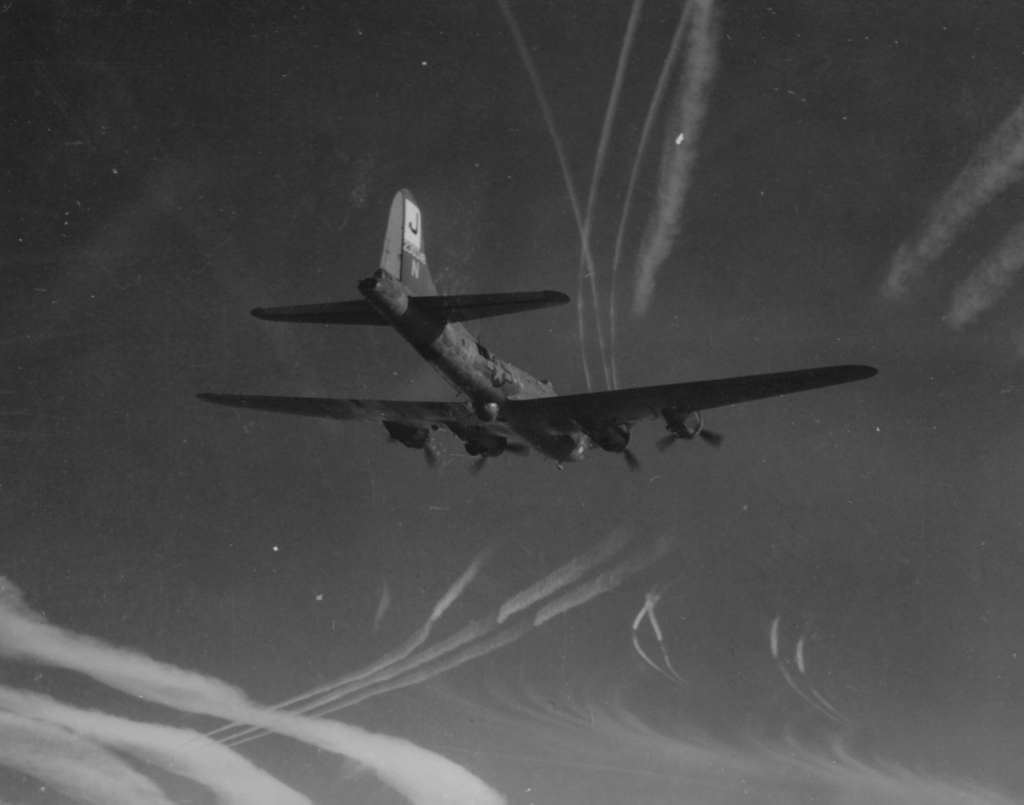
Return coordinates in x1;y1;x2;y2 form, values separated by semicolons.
380;189;437;296
250;189;570;325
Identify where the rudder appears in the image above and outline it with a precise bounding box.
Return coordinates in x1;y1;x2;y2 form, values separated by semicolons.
379;189;437;296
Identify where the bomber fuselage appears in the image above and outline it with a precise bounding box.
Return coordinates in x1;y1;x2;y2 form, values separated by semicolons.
358;269;588;462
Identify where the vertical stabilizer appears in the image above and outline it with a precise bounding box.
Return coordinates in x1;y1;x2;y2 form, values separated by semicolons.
379;189;437;296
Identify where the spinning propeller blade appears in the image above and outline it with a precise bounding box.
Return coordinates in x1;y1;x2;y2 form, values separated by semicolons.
699;429;723;447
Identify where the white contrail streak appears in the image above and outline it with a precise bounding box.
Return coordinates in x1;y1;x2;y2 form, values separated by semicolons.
884;96;1024;299
0;577;507;805
0;711;174;805
610;1;693;388
631;586;686;685
632;0;718;317
372;577;392;633
0;686;312;805
534;534;677;626
212;544;495;743
768;616;849;725
228;526;644;744
293;536;676;722
578;0;645;391
495;0;602;391
498;524;634;623
946;216;1024;328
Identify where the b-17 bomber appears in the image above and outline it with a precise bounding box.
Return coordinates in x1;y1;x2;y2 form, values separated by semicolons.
198;190;876;470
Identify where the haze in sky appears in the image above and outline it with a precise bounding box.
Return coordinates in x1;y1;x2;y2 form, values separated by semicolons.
3;2;1024;804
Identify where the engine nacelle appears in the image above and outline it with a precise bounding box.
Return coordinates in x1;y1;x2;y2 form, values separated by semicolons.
464;432;507;458
383;421;430;450
663;409;703;440
476;401;500;422
578;419;631;454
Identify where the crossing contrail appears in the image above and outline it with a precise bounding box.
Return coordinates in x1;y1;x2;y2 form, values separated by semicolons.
0;576;506;805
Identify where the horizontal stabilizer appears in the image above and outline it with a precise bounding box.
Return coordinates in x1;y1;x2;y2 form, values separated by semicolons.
251;291;569;325
252;300;387;325
411;291;569;322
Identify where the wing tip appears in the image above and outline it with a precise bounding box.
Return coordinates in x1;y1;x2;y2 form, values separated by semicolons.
196;392;240;407
845;364;879;381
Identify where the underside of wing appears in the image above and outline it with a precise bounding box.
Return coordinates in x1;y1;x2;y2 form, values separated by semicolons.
196;393;473;426
506;365;878;429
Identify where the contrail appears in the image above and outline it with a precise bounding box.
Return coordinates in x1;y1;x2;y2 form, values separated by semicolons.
0;686;313;805
496;0;604;391
225;616;503;747
632;0;718;316
946;216;1024;328
534;533;676;626
0;577;507;805
225;526;636;746
0;710;174;805
610;1;693;388
210;543;496;744
284;534;677;723
577;0;645;391
498;523;634;623
631;584;686;685
884;96;1024;300
372;577;392;633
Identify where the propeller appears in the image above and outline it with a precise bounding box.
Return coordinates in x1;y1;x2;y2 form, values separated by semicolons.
623;448;641;471
657;428;724;452
699;429;724;447
656;433;677;452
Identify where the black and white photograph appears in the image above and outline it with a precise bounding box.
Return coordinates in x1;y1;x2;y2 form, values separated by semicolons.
2;2;1024;803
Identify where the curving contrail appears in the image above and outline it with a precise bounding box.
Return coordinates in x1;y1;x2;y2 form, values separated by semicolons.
884;96;1024;300
0;577;507;805
632;0;718;317
0;686;312;805
0;710;175;805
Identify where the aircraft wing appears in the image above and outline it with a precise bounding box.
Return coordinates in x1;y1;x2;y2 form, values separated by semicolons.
196;393;475;426
505;365;877;429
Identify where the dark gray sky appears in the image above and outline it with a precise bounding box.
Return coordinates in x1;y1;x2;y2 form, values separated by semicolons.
3;1;1024;803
